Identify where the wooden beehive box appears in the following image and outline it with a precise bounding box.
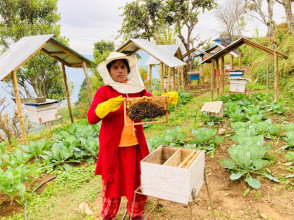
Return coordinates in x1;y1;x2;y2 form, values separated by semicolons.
229;70;244;77
229;77;251;93
24;99;61;124
141;146;205;205
187;71;201;80
124;96;168;126
201;101;224;118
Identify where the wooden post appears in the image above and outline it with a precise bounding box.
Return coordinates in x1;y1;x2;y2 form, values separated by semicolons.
61;63;74;123
274;52;279;101
11;70;27;143
216;59;220;98
82;60;93;103
220;56;225;94
230;54;234;70
168;66;171;91
181;67;185;91
172;67;176;91
239;53;242;70
266;53;270;93
197;56;200;70
149;64;152;93
177;68;181;91
160;62;164;93
211;60;214;101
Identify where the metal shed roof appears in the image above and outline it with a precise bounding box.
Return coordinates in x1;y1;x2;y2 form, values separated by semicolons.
146;45;181;65
201;37;288;64
0;34;94;81
116;39;186;68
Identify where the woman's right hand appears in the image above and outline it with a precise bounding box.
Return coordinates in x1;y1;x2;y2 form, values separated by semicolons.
95;95;125;118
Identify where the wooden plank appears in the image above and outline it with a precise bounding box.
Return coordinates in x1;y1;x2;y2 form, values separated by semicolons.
216;59;220;98
168;66;171;91
41;48;73;67
230;54;234;70
142;146;163;164
160;62;164;93
163;148;181;167
239;53;242;69
221;56;225;94
181;67;184;91
61;63;74;123
82;61;93;103
172;67;176;91
12;70;27;143
185;150;201;168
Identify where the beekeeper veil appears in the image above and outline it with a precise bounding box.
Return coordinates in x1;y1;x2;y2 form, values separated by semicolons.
97;52;145;94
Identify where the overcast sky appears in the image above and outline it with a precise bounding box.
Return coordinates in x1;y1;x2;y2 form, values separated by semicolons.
57;0;285;55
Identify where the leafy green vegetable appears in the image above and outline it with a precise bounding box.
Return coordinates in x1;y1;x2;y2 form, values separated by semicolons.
19;139;53;159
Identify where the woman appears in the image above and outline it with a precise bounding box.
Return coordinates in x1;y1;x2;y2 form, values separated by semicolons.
87;52;152;220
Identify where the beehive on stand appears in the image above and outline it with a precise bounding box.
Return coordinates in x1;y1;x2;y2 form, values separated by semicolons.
229;77;251;93
140;146;205;204
24;99;61;124
201;101;224;118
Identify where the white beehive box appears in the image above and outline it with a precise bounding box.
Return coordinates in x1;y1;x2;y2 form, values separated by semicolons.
229;77;251;93
141;146;205;205
24;99;61;124
201;101;224;118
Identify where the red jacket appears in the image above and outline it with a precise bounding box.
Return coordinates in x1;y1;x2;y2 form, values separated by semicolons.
87;85;152;182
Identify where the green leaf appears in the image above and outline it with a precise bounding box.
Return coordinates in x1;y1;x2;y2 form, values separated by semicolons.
219;159;236;170
245;176;261;189
262;173;279;183
230;172;245;180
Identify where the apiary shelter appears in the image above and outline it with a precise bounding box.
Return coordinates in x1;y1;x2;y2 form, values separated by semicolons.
0;34;94;143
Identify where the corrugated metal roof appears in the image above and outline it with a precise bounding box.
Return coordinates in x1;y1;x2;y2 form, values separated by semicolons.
0;34;93;81
201;37;288;64
116;39;186;68
146;45;180;65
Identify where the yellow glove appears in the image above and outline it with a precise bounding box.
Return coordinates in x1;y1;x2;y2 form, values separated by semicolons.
162;91;179;105
95;95;124;118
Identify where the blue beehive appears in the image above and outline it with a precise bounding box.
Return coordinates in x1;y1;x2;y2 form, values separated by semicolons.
188;71;201;80
229;70;244;77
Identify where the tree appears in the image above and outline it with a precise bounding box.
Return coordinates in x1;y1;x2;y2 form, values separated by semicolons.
275;0;294;35
246;0;276;47
214;0;246;41
119;0;216;75
0;0;67;100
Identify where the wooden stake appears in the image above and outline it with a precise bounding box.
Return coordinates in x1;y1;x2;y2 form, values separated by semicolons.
239;53;242;70
82;60;93;103
274;52;279;101
160;62;164;93
149;64;152;93
168;66;171;91
220;56;225;94
181;67;185;91
177;68;181;91
230;54;234;71
266;53;270;93
172;67;176;91
61;63;74;123
216;59;220;98
12;70;27;143
211;60;214;101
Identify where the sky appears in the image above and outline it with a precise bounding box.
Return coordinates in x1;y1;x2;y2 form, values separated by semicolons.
57;0;285;56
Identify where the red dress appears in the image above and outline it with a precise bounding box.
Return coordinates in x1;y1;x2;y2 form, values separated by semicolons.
87;85;152;199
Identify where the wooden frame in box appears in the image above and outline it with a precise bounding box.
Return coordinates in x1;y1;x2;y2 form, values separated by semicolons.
140;146;205;205
124;96;169;126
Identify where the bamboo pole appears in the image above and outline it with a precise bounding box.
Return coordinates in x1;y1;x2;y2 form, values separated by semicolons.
168;66;171;91
12;70;27;143
61;63;74;123
211;60;214;101
274;52;279;101
216;59;220;98
266;53;270;93
172;67;176;91
82;60;93;103
177;68;181;91
181;67;185;91
149;64;152;93
230;54;234;70
221;56;225;94
160;62;164;93
238;53;242;70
